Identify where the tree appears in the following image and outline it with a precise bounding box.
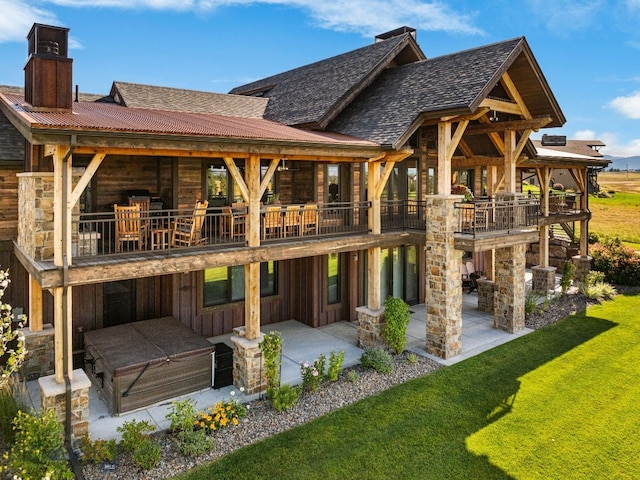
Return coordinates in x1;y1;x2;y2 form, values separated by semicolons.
0;269;27;389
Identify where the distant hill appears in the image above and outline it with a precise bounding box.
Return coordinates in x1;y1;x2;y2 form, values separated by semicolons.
605;156;640;171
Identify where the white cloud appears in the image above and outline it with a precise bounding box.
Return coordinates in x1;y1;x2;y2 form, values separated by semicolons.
0;0;59;42
526;0;603;33
609;91;640;119
0;0;482;44
574;129;597;140
597;132;640;157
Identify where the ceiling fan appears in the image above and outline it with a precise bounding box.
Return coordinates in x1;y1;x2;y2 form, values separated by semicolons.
277;159;299;172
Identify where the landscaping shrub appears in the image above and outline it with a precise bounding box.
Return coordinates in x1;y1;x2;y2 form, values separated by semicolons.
360;348;393;374
117;419;161;471
346;369;360;383
525;290;541;316
591;237;640;286
80;435;117;464
581;270;617;302
194;397;247;431
0;376;27;444
176;429;214;457
267;384;302;412
382;297;411;354
327;350;345;381
166;398;198;434
259;331;283;388
560;260;575;294
300;354;325;392
4;409;73;479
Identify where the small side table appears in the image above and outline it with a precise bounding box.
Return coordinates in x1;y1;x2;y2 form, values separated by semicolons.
151;228;170;250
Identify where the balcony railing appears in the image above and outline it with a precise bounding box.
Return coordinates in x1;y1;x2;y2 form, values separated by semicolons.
380;200;426;231
67;200;428;259
455;197;540;237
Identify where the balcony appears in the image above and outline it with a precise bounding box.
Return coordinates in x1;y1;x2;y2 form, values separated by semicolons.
66;200;426;260
454;197;541;251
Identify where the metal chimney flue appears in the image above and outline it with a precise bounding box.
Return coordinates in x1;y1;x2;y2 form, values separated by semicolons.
24;23;73;112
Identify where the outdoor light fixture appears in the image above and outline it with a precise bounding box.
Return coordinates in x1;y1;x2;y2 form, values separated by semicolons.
489;110;499;122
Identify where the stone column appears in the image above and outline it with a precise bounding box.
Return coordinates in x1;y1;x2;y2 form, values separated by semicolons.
572;255;593;287
21;325;55;381
531;265;557;294
425;195;463;359
356;306;386;349
476;278;496;313
494;244;526;333
231;334;267;395
39;369;90;445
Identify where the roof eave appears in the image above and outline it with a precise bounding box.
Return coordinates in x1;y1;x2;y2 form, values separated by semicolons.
26;126;383;159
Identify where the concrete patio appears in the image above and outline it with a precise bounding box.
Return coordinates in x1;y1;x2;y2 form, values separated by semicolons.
25;284;544;442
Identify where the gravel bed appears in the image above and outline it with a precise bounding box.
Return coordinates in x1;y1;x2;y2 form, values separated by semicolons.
82;353;442;480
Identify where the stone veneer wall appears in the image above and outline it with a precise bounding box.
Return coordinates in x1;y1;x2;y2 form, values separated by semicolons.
20;324;55;381
17;172;82;261
39;369;91;445
425;195;463;359
231;335;267;395
494;244;526;333
476;278;495;313
356;306;386;349
531;265;557;294
572;255;592;287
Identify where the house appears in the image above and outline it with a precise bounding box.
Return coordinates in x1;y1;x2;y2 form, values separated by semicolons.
0;23;608;440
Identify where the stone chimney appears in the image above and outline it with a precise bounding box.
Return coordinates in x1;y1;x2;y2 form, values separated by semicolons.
24;23;73;112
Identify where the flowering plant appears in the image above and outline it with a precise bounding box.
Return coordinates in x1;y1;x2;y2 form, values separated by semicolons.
300;354;326;391
451;184;473;201
194;389;247;432
0;269;27;389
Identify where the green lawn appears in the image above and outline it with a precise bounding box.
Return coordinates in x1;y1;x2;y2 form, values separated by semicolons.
590;192;640;249
175;293;640;480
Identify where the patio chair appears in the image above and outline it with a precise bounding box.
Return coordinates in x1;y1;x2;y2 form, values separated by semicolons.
221;206;246;240
300;204;319;236
171;200;209;247
283;205;301;237
465;261;482;293
262;206;283;239
114;204;148;252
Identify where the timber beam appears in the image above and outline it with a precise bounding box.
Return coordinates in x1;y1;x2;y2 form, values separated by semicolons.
19;232;426;289
464;116;552;135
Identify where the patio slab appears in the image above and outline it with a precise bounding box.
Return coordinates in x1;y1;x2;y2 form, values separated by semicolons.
25;284;547;441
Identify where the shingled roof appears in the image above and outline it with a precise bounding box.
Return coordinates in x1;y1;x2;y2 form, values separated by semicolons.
329;37;564;148
229;32;425;129
532;139;605;158
111;82;268;118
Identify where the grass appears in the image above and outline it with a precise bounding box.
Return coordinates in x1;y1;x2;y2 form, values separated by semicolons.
590;172;640;250
174;292;640;480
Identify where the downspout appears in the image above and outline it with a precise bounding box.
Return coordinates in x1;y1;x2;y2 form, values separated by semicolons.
60;138;84;478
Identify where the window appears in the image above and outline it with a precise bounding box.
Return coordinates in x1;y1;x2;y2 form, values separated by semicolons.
203;261;278;307
327;253;340;304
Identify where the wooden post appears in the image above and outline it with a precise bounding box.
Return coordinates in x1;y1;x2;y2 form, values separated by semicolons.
536;167;552;268
28;276;43;332
437;122;452;194
504;130;517;193
52;145;74;382
367;161;382;309
244;155;261;340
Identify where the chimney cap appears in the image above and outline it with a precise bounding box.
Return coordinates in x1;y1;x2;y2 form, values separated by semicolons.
375;26;416;43
541;134;567;147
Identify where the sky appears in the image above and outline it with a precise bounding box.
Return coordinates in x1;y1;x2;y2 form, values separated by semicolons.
0;0;639;158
